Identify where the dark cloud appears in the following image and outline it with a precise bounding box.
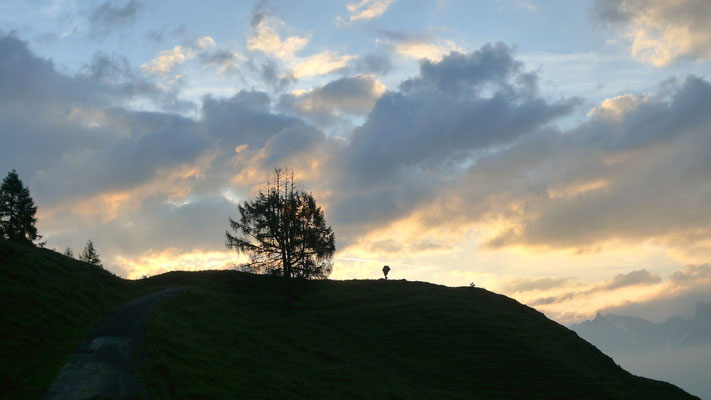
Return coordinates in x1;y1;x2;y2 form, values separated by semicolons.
354;53;393;75
377;28;432;44
260;125;325;167
198;50;240;76
592;0;633;24
258;59;296;91
250;0;270;29
4;31;711;284
0;34;116;177
89;0;143;40
344;44;576;183
330;43;578;235
479;75;711;250
202;90;306;150
0;34;99;105
278;75;384;125
400;42;530;96
32;110;212;203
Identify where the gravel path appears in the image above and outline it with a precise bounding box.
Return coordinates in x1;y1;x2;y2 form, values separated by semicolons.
43;287;184;400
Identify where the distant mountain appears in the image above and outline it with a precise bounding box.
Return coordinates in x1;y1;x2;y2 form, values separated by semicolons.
570;303;711;353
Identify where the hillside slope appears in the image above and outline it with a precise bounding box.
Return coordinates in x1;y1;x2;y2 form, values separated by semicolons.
141;272;699;399
0;240;699;399
0;240;146;399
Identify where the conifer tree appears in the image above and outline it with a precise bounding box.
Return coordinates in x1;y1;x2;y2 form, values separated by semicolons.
0;170;39;243
79;239;102;267
226;168;335;279
64;248;74;258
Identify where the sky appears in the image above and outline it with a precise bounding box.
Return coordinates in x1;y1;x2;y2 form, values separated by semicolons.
1;0;711;325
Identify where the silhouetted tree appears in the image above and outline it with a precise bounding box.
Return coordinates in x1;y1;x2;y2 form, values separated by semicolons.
64;247;74;258
79;239;102;266
0;170;39;243
226;168;335;279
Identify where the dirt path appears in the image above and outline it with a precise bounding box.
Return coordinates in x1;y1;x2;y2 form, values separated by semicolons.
43;287;184;400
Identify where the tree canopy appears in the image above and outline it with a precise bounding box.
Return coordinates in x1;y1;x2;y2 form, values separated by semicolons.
79;239;102;267
0;170;39;243
226;168;335;279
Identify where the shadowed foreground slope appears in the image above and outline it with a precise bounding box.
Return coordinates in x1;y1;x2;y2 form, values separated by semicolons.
0;240;145;399
0;240;699;399
43;287;183;399
142;272;699;399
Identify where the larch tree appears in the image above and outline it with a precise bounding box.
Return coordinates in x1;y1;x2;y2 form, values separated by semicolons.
226;168;335;279
0;170;39;243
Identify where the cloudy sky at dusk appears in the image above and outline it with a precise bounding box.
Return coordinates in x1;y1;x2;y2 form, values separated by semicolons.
2;0;711;324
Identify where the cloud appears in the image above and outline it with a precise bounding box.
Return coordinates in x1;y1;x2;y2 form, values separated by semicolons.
478;75;711;252
257;59;297;90
198;50;243;76
354;53;393;75
528;269;662;306
395;40;463;61
291;51;358;78
594;0;711;66
342;43;575;183
340;0;397;23
4;30;711;299
141;45;191;75
300;43;579;244
597;264;711;321
201;90;306;150
247;16;308;60
0;34;175;177
605;269;663;290
378;29;464;61
89;0;143;40
141;36;218;76
278;74;385;124
32;110;213;203
502;277;572;293
0;33;222;261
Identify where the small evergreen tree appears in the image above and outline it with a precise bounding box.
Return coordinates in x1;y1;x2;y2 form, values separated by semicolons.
64;247;74;258
0;170;39;243
79;239;102;266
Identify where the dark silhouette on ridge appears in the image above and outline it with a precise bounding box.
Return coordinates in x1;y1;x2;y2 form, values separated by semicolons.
79;239;102;267
226;168;335;279
0;170;40;244
382;265;390;279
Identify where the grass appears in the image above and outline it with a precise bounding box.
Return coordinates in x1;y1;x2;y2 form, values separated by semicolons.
141;272;697;399
0;239;698;399
0;240;149;399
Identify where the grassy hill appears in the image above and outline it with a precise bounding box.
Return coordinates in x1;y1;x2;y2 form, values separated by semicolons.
0;239;699;399
140;273;698;399
0;240;149;399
